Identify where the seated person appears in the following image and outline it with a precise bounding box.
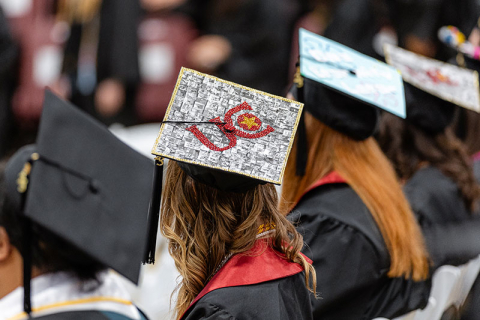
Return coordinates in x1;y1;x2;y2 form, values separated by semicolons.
0;90;153;319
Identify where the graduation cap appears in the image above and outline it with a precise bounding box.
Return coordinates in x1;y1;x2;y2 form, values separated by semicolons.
384;43;480;133
143;67;303;263
292;28;406;175
3;90;153;314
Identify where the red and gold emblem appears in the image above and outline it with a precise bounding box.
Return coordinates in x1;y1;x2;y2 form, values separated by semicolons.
186;102;274;151
237;113;262;131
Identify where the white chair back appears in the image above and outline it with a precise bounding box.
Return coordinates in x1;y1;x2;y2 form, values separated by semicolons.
373;255;480;320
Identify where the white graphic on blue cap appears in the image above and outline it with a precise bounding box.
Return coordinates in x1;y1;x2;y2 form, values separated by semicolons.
299;28;406;119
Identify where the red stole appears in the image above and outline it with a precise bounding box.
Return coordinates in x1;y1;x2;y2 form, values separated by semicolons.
182;239;312;318
299;171;347;201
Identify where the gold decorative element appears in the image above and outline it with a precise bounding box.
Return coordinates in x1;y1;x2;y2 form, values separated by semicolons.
16;162;32;193
151;67;304;185
7;296;133;320
154;156;164;166
456;53;466;68
293;66;304;88
239;115;258;129
257;223;276;234
31;153;39;161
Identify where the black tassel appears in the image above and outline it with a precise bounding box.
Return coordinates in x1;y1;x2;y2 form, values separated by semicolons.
18;155;36;317
143;157;164;264
22;219;32;316
295;84;308;176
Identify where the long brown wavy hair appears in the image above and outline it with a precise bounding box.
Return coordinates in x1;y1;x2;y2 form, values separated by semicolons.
280;112;430;281
161;161;316;318
378;113;480;212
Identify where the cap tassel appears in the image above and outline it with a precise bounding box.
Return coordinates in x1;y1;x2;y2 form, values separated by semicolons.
22;219;33;317
296;113;308;176
18;154;37;317
143;157;164;264
293;71;308;176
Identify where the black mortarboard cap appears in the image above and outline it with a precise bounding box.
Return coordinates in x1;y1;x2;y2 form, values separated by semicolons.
403;82;457;133
4;90;153;284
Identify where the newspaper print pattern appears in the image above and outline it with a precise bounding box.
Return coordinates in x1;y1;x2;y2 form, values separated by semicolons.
153;69;303;184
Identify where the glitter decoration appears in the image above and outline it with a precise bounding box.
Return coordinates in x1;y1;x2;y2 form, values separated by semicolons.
238;113;262;131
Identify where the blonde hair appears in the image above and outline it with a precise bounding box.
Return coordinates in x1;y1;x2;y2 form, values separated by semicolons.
161;161;316;318
280;113;430;281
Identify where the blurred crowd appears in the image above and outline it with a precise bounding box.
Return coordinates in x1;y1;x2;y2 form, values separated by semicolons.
1;0;478;159
1;1;480;320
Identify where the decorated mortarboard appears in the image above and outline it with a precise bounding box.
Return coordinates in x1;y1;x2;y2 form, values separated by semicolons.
292;29;406;175
384;44;480;133
384;43;480;113
298;28;406;119
143;67;303;263
4;90;153;314
152;67;303;185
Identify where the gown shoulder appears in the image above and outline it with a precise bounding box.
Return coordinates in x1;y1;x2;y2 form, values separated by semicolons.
290;183;431;319
183;272;313;320
404;166;470;225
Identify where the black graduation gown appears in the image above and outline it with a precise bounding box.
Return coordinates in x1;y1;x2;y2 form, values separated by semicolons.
290;172;431;320
181;240;314;320
404;166;480;267
404;166;470;227
404;165;480;320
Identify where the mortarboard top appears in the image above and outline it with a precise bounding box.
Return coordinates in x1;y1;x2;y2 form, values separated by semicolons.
298;28;406;119
384;43;480;113
151;67;304;187
4;90;153;284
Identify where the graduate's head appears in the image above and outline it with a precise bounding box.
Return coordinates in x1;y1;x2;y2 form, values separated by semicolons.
161;151;316;318
153;68;316;317
0;90;154;314
0;153;107;292
378;45;480;211
378;110;480;212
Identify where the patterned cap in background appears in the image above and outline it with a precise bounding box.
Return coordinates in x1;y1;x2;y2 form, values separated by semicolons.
384;43;480;112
